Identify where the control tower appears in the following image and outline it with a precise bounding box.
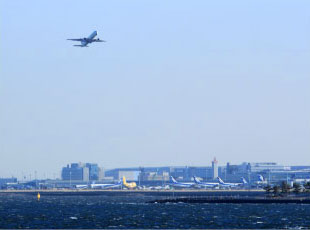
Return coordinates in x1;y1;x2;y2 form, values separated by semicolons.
212;157;218;179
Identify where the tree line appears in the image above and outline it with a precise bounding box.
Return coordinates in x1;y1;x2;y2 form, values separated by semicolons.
264;181;310;196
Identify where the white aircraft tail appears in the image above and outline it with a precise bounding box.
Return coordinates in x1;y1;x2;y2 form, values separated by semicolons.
193;176;202;184
241;177;248;184
170;176;178;184
217;177;225;184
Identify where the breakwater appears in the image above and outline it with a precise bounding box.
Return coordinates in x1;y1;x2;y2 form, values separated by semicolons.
0;189;265;197
149;196;310;204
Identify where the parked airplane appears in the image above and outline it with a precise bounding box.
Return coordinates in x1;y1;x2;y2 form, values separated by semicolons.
217;177;248;188
148;185;171;190
170;176;195;189
75;184;88;189
255;174;267;186
67;31;106;47
90;180;122;189
193;176;219;188
122;176;137;189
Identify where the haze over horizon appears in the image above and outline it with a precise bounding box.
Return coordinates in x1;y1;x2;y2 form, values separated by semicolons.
1;0;310;179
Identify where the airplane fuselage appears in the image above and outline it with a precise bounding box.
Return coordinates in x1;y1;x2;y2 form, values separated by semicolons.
67;30;105;47
193;176;219;188
81;31;98;46
170;176;195;188
195;182;219;188
217;177;247;188
91;184;121;189
171;182;195;188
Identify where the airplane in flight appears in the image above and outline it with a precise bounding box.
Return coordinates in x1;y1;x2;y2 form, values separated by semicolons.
67;31;106;47
170;176;196;189
90;180;122;189
122;176;137;189
217;177;248;188
193;176;219;188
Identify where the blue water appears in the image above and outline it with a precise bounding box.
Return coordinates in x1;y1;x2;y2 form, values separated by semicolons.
0;194;310;229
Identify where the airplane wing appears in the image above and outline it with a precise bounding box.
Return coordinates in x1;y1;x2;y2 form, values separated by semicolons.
67;38;84;41
92;39;106;42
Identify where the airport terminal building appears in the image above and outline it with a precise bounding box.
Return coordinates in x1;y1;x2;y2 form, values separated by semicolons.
61;162;103;182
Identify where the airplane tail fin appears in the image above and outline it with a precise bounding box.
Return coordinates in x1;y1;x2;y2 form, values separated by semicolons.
193;176;201;184
217;177;224;184
170;176;177;183
122;176;127;185
241;177;248;184
258;175;264;182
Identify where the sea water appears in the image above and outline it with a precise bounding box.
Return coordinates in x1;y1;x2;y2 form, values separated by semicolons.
0;194;309;229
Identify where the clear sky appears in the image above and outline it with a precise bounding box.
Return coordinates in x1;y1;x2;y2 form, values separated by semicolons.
1;0;310;179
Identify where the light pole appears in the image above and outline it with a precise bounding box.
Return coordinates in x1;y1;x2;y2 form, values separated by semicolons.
69;171;72;188
286;172;289;184
35;171;37;189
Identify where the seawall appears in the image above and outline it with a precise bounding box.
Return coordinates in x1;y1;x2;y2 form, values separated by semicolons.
0;189;265;197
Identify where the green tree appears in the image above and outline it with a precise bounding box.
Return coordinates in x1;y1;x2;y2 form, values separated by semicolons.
264;184;272;193
293;182;302;194
273;185;281;196
304;181;310;192
280;181;291;194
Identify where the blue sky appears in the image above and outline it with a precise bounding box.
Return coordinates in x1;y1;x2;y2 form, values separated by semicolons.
1;0;310;178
